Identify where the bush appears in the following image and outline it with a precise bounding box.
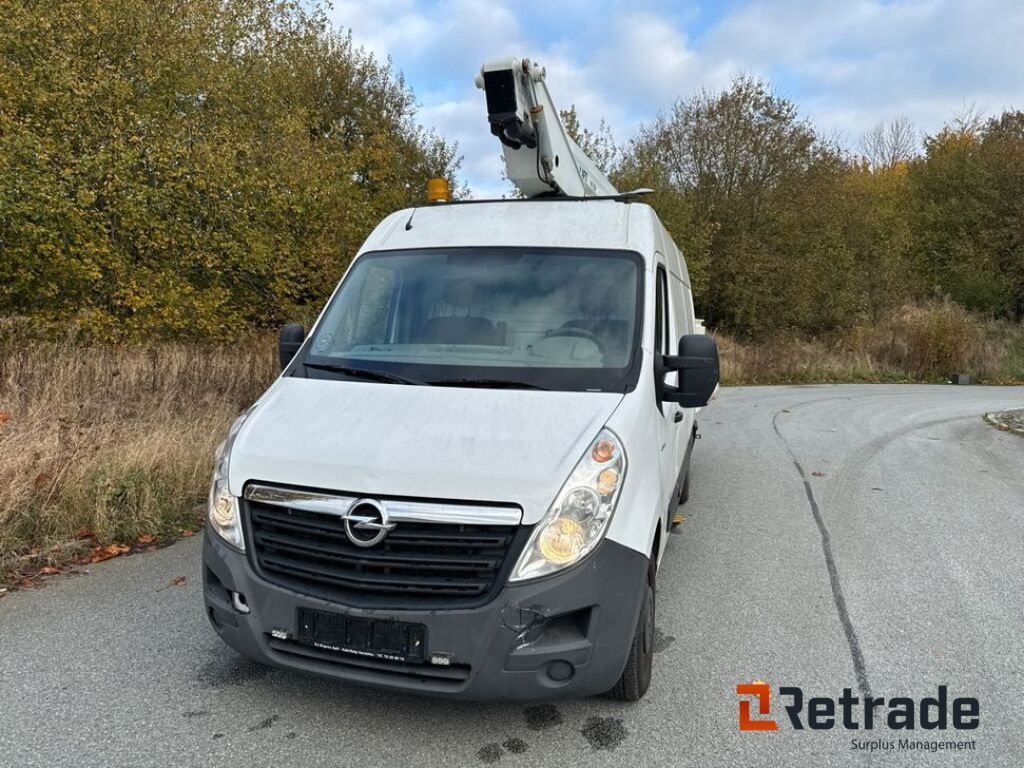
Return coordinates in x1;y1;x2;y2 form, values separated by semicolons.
862;301;985;379
719;301;1024;385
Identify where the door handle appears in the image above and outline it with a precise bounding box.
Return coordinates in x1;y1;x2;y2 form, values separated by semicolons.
673;410;684;423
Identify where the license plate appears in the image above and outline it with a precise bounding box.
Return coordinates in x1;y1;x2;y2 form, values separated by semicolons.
296;608;426;663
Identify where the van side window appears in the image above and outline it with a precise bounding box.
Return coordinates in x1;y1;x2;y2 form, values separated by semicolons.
681;286;694;336
655;266;669;355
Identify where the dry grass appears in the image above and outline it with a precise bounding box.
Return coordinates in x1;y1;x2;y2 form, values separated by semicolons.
0;331;277;574
718;301;1024;385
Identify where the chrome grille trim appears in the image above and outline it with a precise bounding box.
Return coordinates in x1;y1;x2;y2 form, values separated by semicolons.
244;484;522;526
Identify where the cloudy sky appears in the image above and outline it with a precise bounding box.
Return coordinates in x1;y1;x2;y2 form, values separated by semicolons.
327;0;1024;197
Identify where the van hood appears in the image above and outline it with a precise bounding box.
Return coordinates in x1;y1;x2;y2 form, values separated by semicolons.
228;377;624;525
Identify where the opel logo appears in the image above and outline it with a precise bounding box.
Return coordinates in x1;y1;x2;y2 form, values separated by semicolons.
343;499;395;547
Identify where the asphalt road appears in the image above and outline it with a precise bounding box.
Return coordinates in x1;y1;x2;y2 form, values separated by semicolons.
2;385;1023;768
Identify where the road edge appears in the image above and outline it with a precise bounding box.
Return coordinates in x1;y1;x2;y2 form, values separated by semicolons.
984;408;1024;437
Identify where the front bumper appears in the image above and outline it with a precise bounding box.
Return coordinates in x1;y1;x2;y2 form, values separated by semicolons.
202;530;648;699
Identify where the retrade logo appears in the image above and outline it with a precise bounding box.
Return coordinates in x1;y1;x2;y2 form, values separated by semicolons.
736;682;980;732
737;682;778;731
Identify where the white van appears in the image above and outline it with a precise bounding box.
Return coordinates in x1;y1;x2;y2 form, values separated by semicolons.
202;198;719;700
202;58;719;701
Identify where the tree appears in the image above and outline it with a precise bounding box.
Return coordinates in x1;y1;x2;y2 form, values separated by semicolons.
861;116;919;170
559;105;619;175
615;75;851;335
0;0;461;338
978;111;1024;317
910;110;1024;317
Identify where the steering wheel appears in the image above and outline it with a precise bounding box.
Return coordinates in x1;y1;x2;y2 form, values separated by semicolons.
543;326;606;354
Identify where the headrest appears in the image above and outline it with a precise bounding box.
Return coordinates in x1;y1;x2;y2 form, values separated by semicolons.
443;279;477;309
580;284;619;317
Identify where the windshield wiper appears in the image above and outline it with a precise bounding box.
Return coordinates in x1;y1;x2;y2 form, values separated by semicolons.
429;377;548;390
303;362;426;386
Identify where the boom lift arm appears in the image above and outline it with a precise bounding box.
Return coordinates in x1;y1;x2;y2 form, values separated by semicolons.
475;57;619;199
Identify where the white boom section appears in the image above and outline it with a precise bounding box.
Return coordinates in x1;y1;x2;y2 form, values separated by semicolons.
475;57;619;198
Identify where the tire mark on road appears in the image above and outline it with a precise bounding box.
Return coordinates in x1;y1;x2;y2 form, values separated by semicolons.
822;413;978;511
772;403;872;699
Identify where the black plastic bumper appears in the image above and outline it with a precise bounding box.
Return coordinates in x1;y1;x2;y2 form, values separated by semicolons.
202;530;648;700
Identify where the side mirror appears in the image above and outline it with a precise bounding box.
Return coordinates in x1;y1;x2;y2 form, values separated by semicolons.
278;323;305;370
659;334;720;407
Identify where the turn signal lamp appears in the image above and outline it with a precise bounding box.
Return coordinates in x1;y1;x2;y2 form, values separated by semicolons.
426;177;450;203
592;439;616;463
597;468;619;496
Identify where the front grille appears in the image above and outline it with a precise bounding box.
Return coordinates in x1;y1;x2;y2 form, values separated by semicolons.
246;494;528;609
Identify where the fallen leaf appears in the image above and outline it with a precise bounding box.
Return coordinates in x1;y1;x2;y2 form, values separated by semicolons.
811;471;826;477
0;410;11;427
170;576;187;587
90;543;130;563
40;566;61;575
181;529;195;537
136;533;155;545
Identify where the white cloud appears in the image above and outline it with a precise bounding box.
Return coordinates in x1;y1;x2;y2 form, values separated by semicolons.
329;0;434;61
417;96;503;187
698;0;1024;140
328;0;1024;196
589;13;699;107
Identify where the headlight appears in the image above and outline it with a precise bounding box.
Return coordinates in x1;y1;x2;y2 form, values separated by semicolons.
207;413;248;550
510;428;626;581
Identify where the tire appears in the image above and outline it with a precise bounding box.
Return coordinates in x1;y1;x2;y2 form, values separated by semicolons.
609;563;655;701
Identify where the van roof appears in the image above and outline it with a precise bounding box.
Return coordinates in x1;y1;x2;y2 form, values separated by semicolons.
358;199;663;257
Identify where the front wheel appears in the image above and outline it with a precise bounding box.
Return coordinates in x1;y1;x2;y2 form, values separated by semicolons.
608;565;655;701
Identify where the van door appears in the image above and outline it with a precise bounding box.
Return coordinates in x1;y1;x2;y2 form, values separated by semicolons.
654;257;682;532
666;247;695;484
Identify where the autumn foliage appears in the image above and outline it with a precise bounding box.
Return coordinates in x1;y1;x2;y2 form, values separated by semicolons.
0;0;459;339
608;77;1024;337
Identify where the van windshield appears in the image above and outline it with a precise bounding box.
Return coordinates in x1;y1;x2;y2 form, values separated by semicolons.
297;247;644;392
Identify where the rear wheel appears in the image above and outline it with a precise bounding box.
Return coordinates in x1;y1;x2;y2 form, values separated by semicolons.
609;563;655;701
